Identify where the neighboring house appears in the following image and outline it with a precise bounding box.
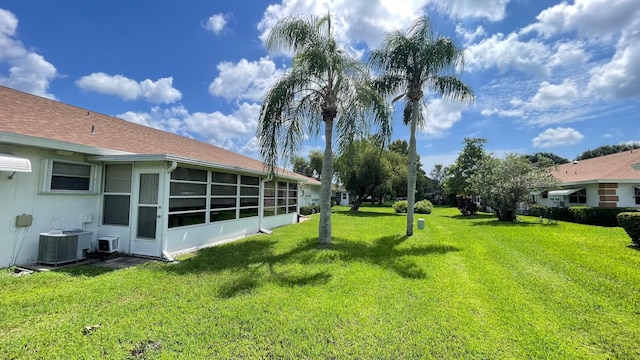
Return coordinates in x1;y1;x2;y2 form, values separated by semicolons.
299;182;321;207
0;86;320;269
533;150;640;208
331;184;350;206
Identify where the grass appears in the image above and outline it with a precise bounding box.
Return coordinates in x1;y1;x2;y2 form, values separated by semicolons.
1;206;639;359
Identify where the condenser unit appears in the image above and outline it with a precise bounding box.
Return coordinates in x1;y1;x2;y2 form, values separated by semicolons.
38;229;92;265
98;236;119;253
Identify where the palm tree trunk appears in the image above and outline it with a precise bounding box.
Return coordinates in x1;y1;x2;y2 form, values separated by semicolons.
319;117;334;245
406;101;419;236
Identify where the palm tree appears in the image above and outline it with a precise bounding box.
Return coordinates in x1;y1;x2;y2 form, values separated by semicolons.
370;16;475;236
258;14;391;245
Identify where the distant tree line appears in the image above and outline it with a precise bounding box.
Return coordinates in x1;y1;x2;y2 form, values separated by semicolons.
575;143;640;161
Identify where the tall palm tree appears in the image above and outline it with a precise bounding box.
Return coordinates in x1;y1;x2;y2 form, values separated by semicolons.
258;14;391;245
370;16;475;236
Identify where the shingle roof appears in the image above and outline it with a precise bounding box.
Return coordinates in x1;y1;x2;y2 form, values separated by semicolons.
552;150;640;184
0;85;320;184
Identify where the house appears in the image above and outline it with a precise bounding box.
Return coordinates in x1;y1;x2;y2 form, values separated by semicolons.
331;184;351;206
533;150;640;208
0;86;321;269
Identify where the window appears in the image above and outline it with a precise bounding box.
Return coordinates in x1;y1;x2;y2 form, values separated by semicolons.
103;164;132;225
169;167;207;228
46;160;94;192
569;189;587;204
239;175;260;218
263;181;297;216
635;188;640;205
542;191;548;199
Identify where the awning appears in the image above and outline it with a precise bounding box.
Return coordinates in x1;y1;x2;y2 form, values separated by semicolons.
548;188;583;196
0;153;32;172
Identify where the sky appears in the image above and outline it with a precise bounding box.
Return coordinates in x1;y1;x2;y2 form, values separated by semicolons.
1;0;639;173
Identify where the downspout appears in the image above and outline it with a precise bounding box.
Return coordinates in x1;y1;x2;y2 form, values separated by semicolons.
162;161;178;262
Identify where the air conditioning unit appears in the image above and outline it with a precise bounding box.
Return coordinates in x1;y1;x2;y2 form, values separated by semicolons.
38;229;92;265
98;236;119;253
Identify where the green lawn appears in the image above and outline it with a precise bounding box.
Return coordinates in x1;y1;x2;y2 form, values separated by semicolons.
1;206;639;359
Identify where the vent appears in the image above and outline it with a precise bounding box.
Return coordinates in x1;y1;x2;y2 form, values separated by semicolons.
98;236;119;253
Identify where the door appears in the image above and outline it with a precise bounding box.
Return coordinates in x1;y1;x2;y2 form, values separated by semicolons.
131;168;163;257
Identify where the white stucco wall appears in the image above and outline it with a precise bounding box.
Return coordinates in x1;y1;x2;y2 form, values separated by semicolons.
617;184;640;208
299;184;321;207
0;146;101;268
534;183;640;208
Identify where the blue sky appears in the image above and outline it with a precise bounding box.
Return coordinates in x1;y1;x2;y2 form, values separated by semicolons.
1;0;639;172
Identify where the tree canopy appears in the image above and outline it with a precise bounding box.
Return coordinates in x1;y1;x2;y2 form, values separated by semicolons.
524;152;569;165
444;138;488;196
575;144;640;161
469;153;560;221
291;150;323;180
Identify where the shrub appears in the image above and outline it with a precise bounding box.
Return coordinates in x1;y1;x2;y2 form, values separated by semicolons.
570;207;637;227
299;205;320;216
531;205;638;227
414;200;433;214
530;206;574;222
392;200;408;214
617;212;640;245
456;195;477;216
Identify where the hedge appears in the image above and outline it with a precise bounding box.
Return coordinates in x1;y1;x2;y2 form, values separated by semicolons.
530;205;639;227
617;212;640;245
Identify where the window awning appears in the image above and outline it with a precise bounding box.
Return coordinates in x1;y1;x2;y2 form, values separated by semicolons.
548;188;583;196
0;153;32;172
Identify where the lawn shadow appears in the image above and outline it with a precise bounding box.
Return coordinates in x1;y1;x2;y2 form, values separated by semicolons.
338;210;401;218
161;231;460;297
470;220;539;227
315;235;461;280
449;213;496;220
626;244;640;252
164;237;331;298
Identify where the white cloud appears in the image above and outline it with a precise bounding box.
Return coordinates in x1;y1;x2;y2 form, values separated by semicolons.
526;80;579;109
116;102;261;156
257;0;430;50
523;0;640;40
464;32;551;77
587;40;640;100
202;13;227;34
76;73;182;104
183;102;261;148
0;8;57;98
419;98;468;137
549;41;589;68
209;57;283;102
432;0;511;21
455;25;486;47
532;127;584;148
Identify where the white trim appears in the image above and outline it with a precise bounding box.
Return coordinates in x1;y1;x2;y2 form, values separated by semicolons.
0;153;31;172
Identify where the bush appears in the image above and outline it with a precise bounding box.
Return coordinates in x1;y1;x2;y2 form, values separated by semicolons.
414;200;433;214
570;207;637;227
299;205;320;216
530;206;574;222
392;200;408;214
531;205;638;227
456;195;477;216
617;212;640;245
